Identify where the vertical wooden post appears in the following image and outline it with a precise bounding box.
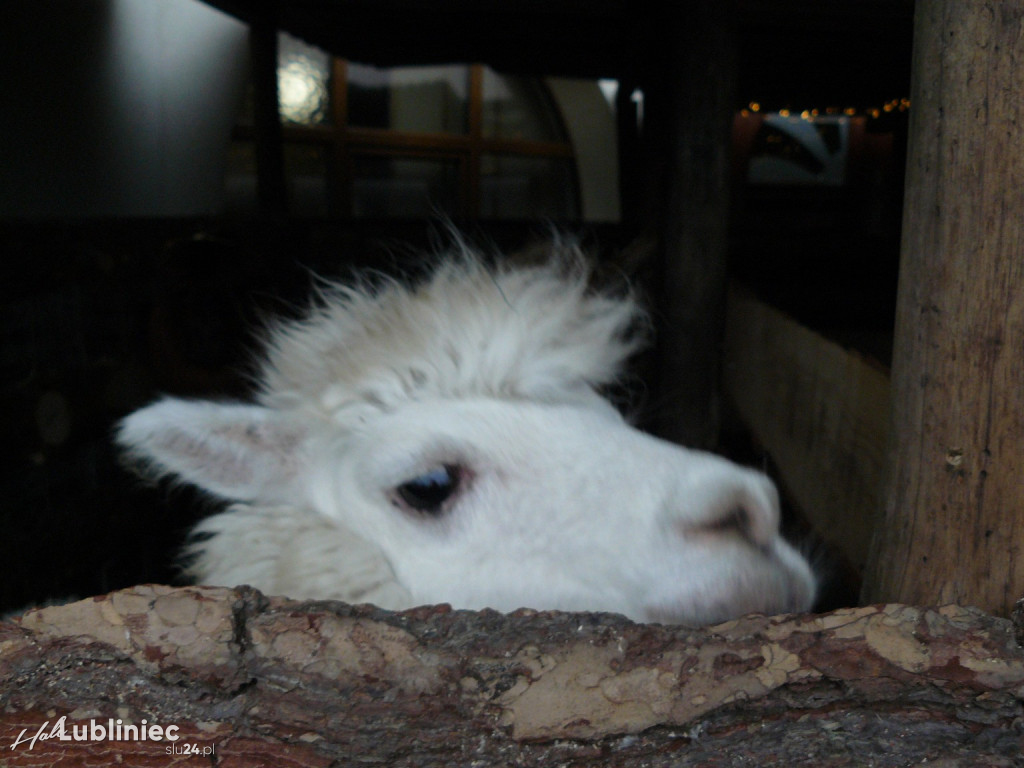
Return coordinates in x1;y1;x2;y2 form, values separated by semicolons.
250;11;288;219
645;4;738;448
862;1;1024;616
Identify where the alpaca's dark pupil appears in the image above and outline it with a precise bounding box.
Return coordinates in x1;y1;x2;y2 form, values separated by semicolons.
396;466;458;514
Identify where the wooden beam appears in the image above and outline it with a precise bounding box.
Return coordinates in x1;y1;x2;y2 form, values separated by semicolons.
723;290;890;572
4;585;1024;764
645;3;738;448
862;1;1024;616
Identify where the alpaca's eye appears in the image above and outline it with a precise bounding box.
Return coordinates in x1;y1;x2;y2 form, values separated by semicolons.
394;465;460;515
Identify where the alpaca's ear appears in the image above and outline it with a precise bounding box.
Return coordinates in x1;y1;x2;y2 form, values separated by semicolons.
117;397;308;503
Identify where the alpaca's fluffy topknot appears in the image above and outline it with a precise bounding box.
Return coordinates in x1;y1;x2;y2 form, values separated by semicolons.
256;242;646;418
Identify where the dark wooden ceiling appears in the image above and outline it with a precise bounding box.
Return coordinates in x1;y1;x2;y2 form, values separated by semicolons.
200;0;915;110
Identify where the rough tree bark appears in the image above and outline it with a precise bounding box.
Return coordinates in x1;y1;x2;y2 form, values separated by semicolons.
861;1;1024;615
1;585;1023;767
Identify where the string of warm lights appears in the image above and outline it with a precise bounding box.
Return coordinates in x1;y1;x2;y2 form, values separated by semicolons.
740;98;910;119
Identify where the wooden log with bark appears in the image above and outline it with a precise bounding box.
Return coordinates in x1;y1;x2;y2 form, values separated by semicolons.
1;585;1023;766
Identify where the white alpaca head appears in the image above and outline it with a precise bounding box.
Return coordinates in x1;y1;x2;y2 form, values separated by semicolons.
118;243;815;626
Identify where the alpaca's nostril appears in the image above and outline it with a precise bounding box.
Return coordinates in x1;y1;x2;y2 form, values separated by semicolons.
695;506;748;535
684;505;758;545
667;468;782;554
677;482;780;552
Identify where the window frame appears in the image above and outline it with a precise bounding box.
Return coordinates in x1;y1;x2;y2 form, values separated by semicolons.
232;58;579;219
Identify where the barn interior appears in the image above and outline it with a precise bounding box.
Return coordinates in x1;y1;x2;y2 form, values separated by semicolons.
0;0;915;615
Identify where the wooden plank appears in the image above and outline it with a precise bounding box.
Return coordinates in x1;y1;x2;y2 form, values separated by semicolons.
722;289;890;570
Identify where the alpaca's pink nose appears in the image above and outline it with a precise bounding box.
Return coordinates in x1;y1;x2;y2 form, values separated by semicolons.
672;472;781;551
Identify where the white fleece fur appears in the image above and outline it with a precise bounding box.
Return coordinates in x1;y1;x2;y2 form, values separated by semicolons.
119;241;815;625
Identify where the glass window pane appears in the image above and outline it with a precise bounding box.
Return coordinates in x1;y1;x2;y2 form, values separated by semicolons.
278;32;332;125
478;155;578;219
748;114;849;186
352;155;460;217
222;141;329;216
481;69;566;142
347;64;469;134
